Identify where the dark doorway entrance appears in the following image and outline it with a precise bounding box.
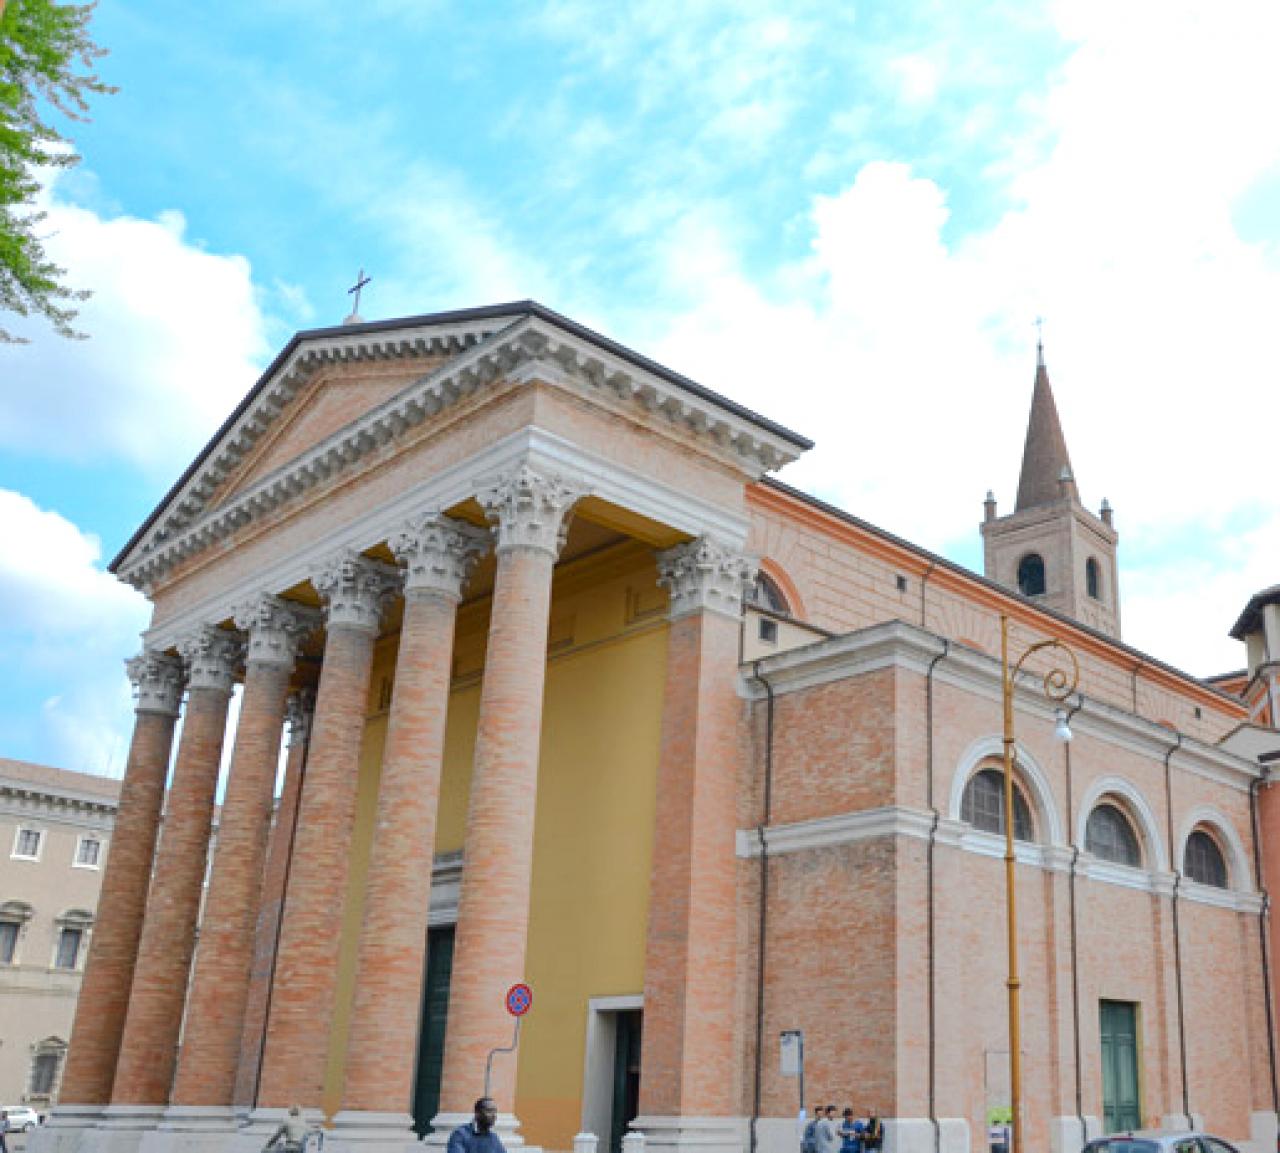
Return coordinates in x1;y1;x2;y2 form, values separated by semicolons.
609;1010;642;1153
1100;1000;1140;1133
413;927;455;1136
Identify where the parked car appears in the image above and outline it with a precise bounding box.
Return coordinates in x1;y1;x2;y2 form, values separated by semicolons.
1082;1132;1240;1153
1;1107;41;1132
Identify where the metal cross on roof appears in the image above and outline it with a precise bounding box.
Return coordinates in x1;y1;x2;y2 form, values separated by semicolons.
1034;315;1045;365
348;268;371;316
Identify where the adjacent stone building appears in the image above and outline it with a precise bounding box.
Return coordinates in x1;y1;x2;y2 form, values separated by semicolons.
0;759;119;1111
29;302;1280;1153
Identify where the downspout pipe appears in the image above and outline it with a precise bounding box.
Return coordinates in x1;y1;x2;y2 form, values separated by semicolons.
1162;731;1191;1127
1062;695;1086;1140
750;662;778;1153
925;639;950;1153
1249;772;1280;1118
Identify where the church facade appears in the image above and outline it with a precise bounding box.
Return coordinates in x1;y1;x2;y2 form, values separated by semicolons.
34;302;1280;1153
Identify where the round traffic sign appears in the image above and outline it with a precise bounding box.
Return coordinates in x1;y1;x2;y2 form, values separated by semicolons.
506;983;533;1017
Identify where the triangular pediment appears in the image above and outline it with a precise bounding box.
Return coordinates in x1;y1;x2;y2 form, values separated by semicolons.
113;302;811;592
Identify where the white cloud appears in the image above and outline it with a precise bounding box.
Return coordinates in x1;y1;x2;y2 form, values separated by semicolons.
644;3;1280;677
1;177;271;481
0;490;151;775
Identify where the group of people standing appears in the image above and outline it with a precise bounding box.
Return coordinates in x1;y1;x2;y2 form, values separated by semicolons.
802;1104;883;1153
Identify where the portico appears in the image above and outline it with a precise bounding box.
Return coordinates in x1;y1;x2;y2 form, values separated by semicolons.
41;304;807;1153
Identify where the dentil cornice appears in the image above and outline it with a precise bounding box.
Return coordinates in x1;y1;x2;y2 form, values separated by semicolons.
233;594;322;668
391;513;491;601
125;650;185;717
116;313;804;593
312;550;402;634
657;536;756;621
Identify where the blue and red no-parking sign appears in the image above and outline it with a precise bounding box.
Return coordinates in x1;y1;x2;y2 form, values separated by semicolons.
505;983;533;1017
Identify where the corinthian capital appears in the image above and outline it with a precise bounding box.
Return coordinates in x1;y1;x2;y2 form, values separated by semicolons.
233;594;323;669
391;513;490;602
312;549;402;634
178;625;244;695
285;687;316;748
126;650;185;717
657;536;756;621
478;465;583;559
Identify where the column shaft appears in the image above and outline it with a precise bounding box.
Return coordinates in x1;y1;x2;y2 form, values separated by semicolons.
340;589;461;1112
171;657;293;1106
234;695;312;1109
111;673;235;1105
59;655;182;1106
256;620;381;1108
437;545;556;1114
638;608;742;1118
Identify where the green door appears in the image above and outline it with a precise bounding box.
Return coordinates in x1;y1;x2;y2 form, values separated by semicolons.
413;927;455;1136
1100;1000;1141;1133
609;1011;643;1153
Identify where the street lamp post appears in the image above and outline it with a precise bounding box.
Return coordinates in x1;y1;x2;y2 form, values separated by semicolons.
1000;613;1079;1153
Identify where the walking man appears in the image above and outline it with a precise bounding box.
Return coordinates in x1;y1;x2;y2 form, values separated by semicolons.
447;1098;505;1153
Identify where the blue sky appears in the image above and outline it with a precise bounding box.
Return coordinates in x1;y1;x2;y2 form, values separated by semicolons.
2;0;1279;775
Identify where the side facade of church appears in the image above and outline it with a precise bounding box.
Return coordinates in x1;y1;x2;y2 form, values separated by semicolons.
33;303;1280;1153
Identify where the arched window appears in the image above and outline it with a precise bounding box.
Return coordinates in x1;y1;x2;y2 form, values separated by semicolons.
1086;558;1101;600
1086;803;1142;867
1184;829;1228;888
1017;553;1046;597
961;768;1034;841
749;572;789;615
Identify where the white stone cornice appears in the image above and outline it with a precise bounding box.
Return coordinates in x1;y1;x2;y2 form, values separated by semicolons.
478;464;583;559
391;513;490;601
116;311;803;592
285;688;316;748
313;551;402;634
178;626;243;695
137;427;750;654
126;650;185;717
233;594;322;668
657;536;756;621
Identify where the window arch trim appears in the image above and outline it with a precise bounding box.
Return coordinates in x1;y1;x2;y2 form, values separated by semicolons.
755;558;806;621
1176;806;1251;893
1074;776;1167;872
948;735;1062;845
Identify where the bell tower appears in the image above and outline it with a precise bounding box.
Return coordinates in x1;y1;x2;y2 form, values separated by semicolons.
981;342;1121;638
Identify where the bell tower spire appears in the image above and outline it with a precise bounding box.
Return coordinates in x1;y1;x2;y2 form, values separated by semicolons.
980;340;1122;638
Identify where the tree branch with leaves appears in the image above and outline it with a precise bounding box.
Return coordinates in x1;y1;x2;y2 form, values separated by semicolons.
0;0;113;342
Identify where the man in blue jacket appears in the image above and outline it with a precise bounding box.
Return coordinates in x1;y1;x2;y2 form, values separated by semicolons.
447;1098;505;1153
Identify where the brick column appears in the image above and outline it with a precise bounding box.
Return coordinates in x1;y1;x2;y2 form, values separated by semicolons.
255;552;400;1117
634;537;753;1153
110;625;243;1112
168;597;319;1124
55;652;184;1121
333;515;488;1145
234;689;315;1111
433;467;580;1134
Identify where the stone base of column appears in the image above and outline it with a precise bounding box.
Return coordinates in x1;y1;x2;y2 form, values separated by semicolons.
326;1111;420;1153
135;1107;240;1153
881;1118;969;1153
423;1113;537;1152
629;1115;745;1153
27;1105;106;1153
78;1106;167;1153
1160;1112;1203;1133
1249;1111;1279;1153
1050;1114;1101;1153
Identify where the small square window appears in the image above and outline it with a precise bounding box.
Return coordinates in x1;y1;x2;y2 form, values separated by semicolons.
896;574;908;592
12;828;43;860
75;837;102;868
758;618;779;645
54;927;83;970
